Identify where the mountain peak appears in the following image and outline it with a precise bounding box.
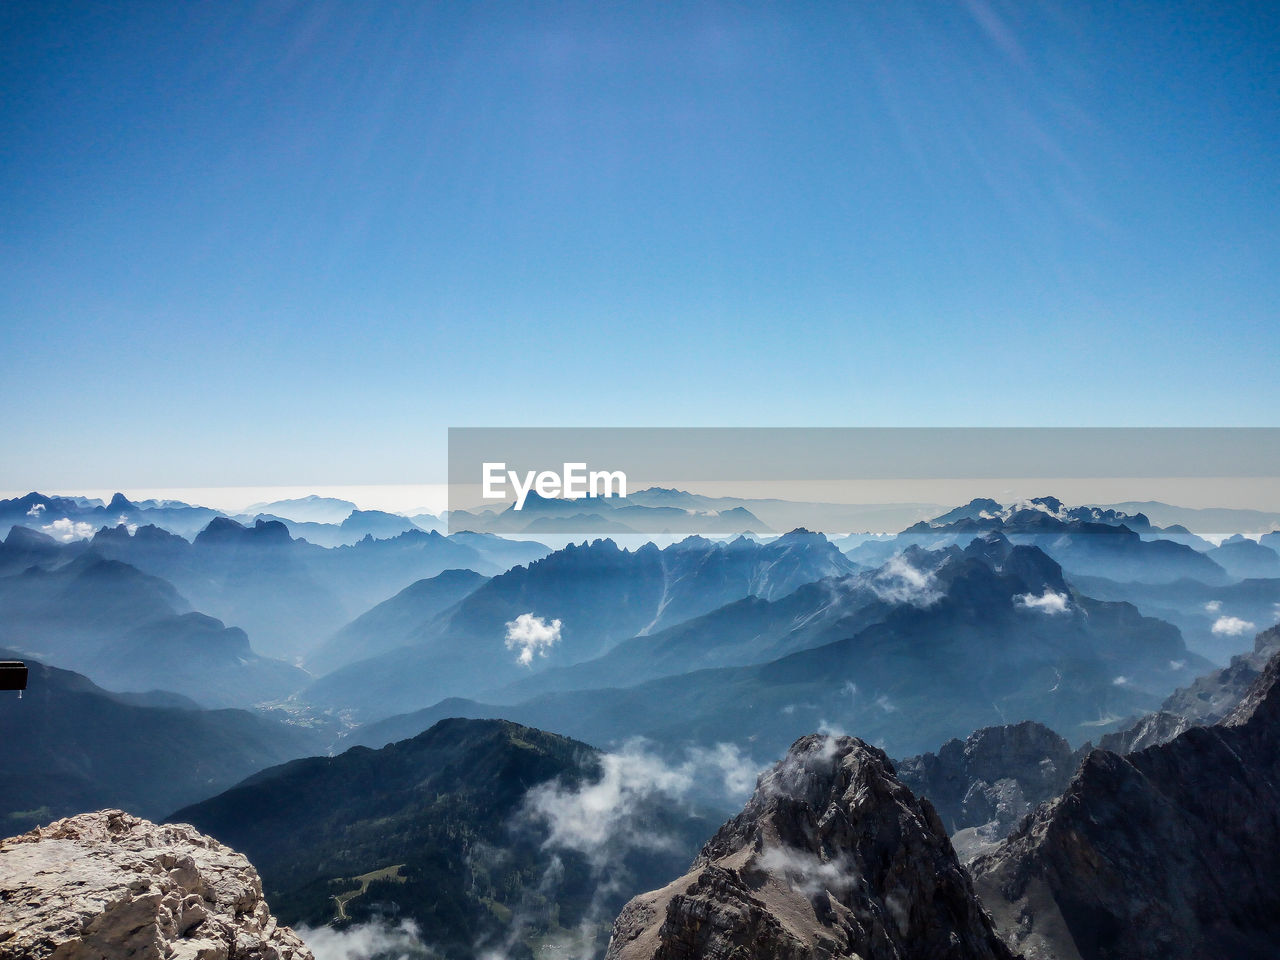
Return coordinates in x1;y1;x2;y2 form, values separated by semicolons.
4;524;57;548
1224;644;1280;728
972;646;1280;958
608;733;1015;960
195;515;245;540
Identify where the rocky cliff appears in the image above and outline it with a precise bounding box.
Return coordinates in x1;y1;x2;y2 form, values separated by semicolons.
605;734;1014;960
1160;622;1280;723
1082;622;1280;757
0;809;312;960
896;720;1081;862
970;648;1280;960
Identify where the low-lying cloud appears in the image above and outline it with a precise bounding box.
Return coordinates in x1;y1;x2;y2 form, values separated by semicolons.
1212;615;1256;637
1014;589;1071;615
754;846;853;898
870;555;941;606
522;739;760;868
297;919;435;960
504;613;562;666
41;517;95;542
494;739;762;960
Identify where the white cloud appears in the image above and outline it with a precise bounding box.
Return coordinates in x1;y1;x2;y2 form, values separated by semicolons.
694;742;761;797
1004;498;1067;521
502;740;761;960
870;555;941;606
504;613;562;666
875;694;898;713
1212;616;1256;637
1112;676;1129;686
1204;600;1222;613
41;518;95;542
754;847;852;897
1014;590;1071;615
1169;659;1186;670
297;919;435;960
26;503;45;517
521;739;760;868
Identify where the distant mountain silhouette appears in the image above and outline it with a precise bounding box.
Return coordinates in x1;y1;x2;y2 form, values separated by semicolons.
449;489;774;535
0;537;306;707
306;568;489;674
0;491;223;540
306;530;859;720
872;497;1231;584
86;519;547;660
0;652;321;833
1207;534;1280;579
245;495;359;524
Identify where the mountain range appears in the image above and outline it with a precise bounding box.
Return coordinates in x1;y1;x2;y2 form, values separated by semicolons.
306;530;861;719
350;534;1207;758
888;496;1231;584
0;538;306;707
604;642;1280;960
5;517;548;665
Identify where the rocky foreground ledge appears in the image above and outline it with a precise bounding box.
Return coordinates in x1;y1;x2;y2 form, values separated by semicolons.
0;809;313;960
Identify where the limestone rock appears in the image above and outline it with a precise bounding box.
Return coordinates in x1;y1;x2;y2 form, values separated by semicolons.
0;809;312;960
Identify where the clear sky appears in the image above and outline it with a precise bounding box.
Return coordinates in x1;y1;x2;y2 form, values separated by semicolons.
2;1;1277;489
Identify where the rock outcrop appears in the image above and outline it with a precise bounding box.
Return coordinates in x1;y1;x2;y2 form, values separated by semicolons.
1084;623;1280;758
0;809;312;960
897;721;1081;863
1093;709;1192;754
1160;622;1280;724
970;648;1280;960
605;734;1014;960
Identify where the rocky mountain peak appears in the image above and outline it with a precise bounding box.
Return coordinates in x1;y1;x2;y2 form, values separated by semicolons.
606;734;1014;960
0;809;312;960
897;720;1079;860
971;648;1280;960
106;492;134;512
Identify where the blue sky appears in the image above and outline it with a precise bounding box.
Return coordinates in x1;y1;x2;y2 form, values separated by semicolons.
2;1;1277;488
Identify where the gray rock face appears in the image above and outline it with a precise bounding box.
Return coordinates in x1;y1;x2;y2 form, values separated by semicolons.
1160;623;1280;724
606;735;1014;960
970;649;1280;960
1076;623;1280;759
0;809;313;960
1093;709;1192;754
896;721;1080;862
